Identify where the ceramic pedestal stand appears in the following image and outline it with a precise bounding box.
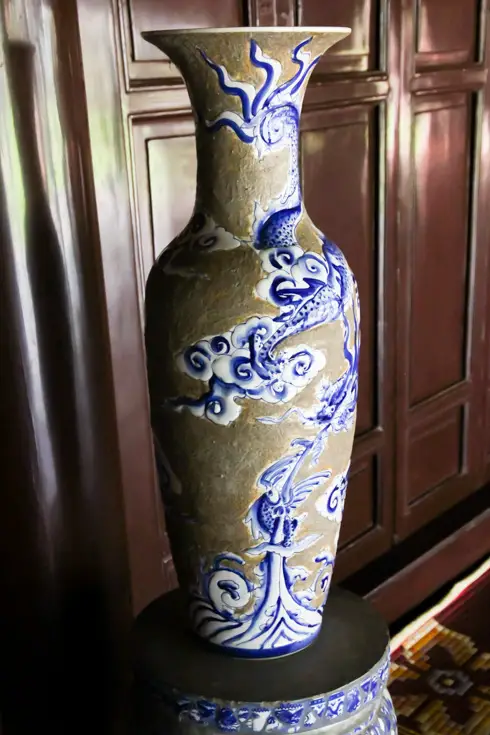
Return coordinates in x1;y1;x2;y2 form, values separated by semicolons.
130;586;397;734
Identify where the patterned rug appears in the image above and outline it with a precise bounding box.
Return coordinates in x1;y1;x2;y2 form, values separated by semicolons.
389;557;490;735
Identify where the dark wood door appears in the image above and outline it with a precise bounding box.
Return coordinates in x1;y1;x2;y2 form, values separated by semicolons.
394;0;490;538
73;0;489;613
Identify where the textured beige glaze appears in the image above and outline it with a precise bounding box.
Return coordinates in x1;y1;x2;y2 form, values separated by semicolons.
144;28;357;650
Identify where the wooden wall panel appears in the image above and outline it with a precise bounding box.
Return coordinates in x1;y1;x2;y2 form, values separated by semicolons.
131;116;196;296
129;0;246;62
299;0;379;73
119;0;250;85
409;95;471;406
407;408;463;504
148;136;196;259
415;0;480;68
395;0;489;539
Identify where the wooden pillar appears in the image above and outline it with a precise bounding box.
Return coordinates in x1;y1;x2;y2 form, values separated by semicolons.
0;3;132;732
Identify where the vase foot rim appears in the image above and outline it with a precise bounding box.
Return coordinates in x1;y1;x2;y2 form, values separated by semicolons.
195;631;319;660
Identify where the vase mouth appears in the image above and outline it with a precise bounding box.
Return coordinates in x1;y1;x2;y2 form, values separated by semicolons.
142;26;351;37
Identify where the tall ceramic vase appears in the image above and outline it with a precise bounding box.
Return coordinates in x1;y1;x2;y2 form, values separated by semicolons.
143;27;359;659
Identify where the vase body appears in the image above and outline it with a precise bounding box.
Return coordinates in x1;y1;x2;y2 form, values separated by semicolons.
144;27;358;659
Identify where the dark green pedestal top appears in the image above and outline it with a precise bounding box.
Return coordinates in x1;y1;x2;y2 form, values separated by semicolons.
131;585;389;703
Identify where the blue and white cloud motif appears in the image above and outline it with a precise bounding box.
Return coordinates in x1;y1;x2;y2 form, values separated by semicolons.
174;314;326;425
256;249;334;315
315;469;349;524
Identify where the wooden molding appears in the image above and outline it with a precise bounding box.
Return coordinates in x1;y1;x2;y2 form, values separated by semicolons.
343;487;490;624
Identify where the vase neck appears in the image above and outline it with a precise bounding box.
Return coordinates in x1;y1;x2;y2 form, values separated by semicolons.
194;103;302;240
143;30;350;241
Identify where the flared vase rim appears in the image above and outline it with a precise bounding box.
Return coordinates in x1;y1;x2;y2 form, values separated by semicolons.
142;26;351;38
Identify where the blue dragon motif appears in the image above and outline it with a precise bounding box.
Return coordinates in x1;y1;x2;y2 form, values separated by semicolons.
200;38;319;151
163;39;360;656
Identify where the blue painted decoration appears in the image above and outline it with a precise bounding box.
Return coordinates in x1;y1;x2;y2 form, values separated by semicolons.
163;38;360;656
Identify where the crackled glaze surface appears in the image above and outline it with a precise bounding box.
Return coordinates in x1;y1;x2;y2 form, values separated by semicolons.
144;28;358;658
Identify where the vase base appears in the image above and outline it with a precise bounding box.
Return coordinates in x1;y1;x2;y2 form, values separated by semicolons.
196;630;320;660
131;586;398;734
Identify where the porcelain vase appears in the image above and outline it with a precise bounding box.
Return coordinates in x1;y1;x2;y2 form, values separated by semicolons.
143;26;359;659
